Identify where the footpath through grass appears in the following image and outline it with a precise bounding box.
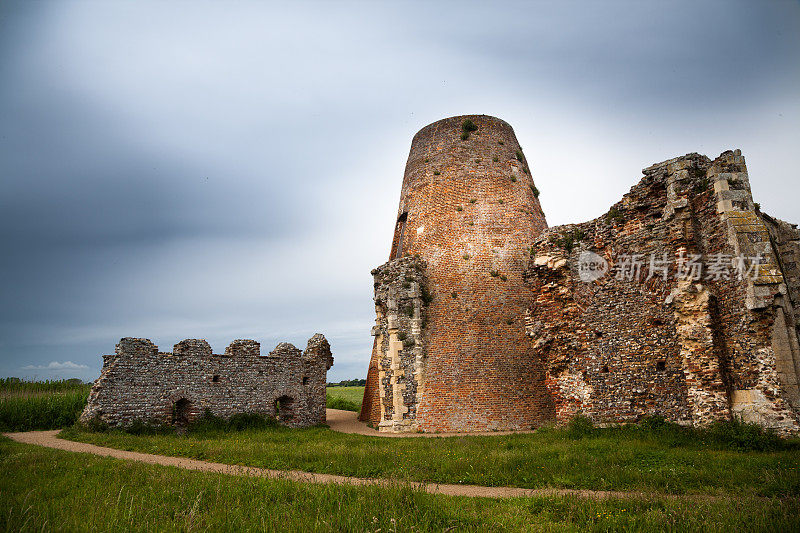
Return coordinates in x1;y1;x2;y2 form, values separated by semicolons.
2;437;798;532
61;418;800;498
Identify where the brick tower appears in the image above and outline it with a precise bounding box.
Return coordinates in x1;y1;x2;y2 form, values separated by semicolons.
360;115;554;432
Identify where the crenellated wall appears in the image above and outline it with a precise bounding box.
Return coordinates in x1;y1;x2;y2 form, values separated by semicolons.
81;334;333;429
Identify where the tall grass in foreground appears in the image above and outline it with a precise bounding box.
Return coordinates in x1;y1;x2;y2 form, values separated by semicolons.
0;388;89;431
2;438;798;532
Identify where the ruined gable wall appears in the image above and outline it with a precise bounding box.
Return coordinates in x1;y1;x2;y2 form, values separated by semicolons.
81;334;333;429
525;151;800;435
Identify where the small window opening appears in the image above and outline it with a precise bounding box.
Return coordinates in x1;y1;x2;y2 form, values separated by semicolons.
395;213;408;259
302;376;309;385
212;375;220;383
656;361;666;372
601;365;609;373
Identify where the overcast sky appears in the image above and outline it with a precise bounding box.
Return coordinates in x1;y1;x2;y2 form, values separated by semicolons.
1;0;798;382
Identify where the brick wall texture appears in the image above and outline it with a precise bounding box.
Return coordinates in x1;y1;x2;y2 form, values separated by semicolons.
361;115;800;436
81;334;333;429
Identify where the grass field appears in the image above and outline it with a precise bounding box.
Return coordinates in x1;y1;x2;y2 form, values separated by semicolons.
325;385;364;412
3;381;800;529
0;379;91;432
2;437;798;532
61;418;800;498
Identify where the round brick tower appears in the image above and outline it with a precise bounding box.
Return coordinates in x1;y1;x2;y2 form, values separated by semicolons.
361;115;555;432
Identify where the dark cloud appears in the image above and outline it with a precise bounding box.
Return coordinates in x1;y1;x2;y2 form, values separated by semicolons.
0;0;798;381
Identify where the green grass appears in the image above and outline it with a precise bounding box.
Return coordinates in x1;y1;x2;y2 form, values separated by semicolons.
61;418;800;498
0;377;87;395
326;385;363;412
0;387;90;431
1;438;797;532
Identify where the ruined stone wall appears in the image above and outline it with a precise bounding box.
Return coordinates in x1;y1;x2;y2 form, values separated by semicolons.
361;115;552;432
524;151;800;435
359;256;429;431
81;334;333;429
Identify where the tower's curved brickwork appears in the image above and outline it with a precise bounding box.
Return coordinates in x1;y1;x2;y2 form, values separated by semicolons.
361;115;553;432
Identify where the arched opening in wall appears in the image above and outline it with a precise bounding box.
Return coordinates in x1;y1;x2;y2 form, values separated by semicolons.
394;213;408;259
171;398;192;429
275;396;295;423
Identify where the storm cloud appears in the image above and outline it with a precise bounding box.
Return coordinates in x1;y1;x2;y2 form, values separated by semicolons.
1;0;798;382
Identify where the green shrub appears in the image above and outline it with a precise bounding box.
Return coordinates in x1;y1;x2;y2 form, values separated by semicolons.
704;419;787;452
567;415;595;438
693;177;710;194
460;131;469;141
326;395;361;412
191;410;279;434
607;206;625;224
548;228;585;254
510;176;517;182
433;170;440;176
461;119;477;133
515;150;525;163
531;184;540;198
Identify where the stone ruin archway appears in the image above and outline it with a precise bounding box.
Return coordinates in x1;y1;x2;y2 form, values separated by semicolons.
275;395;296;423
171;398;192;430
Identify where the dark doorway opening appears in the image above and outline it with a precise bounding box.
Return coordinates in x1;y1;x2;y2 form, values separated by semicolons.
275;396;295;423
172;398;192;430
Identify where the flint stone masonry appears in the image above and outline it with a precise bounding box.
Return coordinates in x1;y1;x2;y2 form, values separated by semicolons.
361;114;800;436
525;150;800;436
81;334;333;428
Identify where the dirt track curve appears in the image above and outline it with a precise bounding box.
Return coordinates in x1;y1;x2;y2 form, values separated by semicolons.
3;409;711;501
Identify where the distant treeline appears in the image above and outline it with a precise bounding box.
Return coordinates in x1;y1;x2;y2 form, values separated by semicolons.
0;377;87;393
326;379;366;387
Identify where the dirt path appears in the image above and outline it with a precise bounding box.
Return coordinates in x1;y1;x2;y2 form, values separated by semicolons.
6;428;714;501
325;409;536;438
